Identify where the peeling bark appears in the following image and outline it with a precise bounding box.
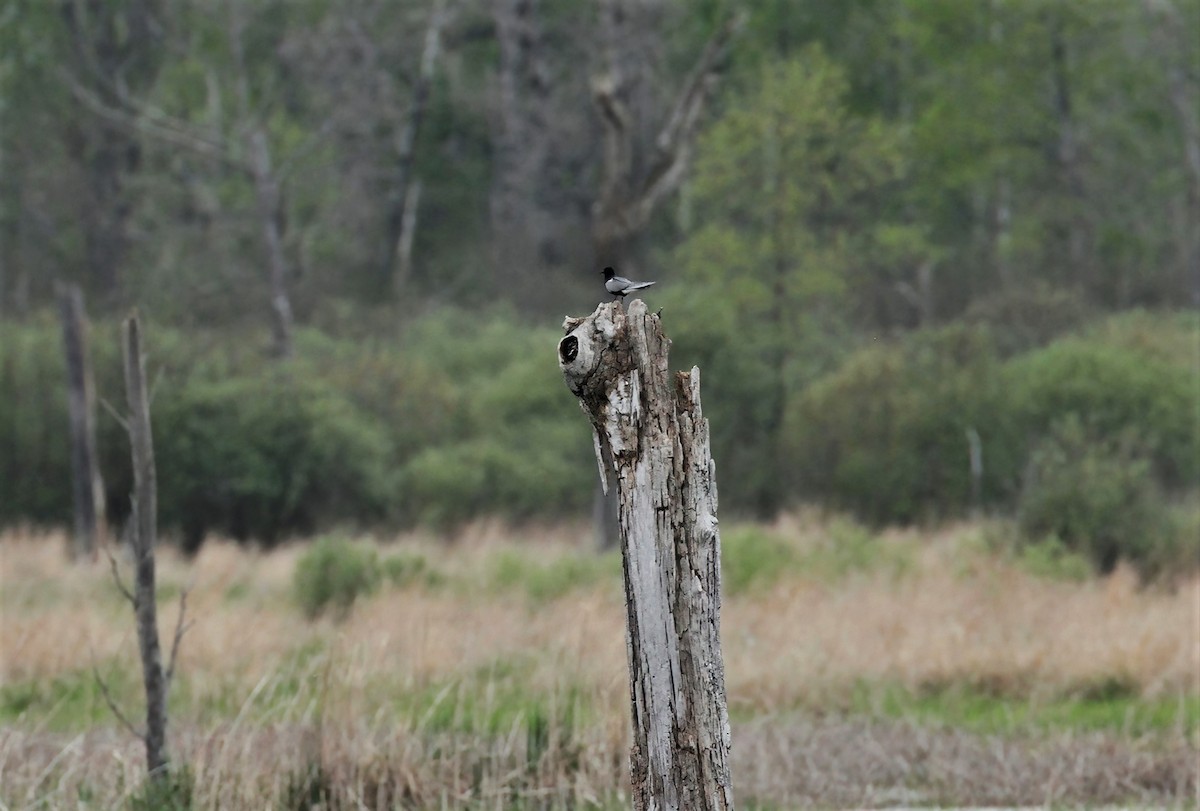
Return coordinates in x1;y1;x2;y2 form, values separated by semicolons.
559;300;733;811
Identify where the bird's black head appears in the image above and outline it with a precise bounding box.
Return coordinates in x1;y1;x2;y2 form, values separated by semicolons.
601;266;616;280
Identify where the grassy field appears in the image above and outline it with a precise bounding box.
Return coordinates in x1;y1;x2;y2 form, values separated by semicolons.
1;516;1197;809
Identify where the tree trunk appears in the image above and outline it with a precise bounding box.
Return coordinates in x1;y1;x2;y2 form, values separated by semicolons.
385;0;445;295
248;130;294;359
558;300;734;811
489;0;555;283
58;283;106;561
122;312;169;780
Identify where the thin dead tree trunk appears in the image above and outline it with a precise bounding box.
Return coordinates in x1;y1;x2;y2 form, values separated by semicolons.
122;312;169;779
228;0;295;359
386;0;446;297
558;300;734;811
247;129;295;359
58;282;106;561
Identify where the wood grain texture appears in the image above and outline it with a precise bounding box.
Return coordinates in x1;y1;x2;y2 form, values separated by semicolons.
559;300;733;811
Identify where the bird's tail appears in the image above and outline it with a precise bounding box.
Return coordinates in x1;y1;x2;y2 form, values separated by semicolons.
627;281;655;291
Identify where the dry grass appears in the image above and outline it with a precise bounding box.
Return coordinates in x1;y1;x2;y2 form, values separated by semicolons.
1;518;1197;809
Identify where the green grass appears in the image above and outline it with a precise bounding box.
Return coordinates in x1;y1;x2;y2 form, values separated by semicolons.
721;519;913;595
389;656;593;740
847;680;1200;737
483;548;621;604
0;662;138;731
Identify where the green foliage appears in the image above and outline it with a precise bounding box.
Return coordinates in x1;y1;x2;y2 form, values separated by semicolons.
721;519;906;593
395;657;588;746
0;664;135;730
153;371;392;549
0;316;71;524
1007;332;1199;487
1017;416;1172;575
671;48;913;511
785;324;1016;524
487;549;621;603
380;551;430;588
292;535;381;620
393;311;593;527
0;309;594;543
721;527;797;595
1013;536;1093;583
850;680;1200;737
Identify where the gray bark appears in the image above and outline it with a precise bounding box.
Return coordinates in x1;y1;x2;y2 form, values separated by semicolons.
230;1;294;358
386;0;445;295
591;12;739;267
122;312;169;780
558;300;734;811
489;0;555;273
247;129;295;359
58;283;106;560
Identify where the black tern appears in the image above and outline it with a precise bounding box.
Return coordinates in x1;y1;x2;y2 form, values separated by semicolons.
601;266;656;298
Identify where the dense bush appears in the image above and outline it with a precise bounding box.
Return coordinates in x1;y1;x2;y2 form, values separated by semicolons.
292;535;381;620
153;373;393;551
1006;325;1199;488
783;324;1019;524
1017;416;1171;575
0;309;591;545
392;311;593;526
3;306;1194;567
0;317;72;525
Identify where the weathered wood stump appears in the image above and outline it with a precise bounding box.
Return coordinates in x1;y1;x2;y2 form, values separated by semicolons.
558;299;733;811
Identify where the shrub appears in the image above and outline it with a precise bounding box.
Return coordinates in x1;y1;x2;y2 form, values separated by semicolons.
721;526;797;595
784;324;1018;524
380;551;430;587
486;549;620;603
1017;416;1170;575
153;372;392;550
1006;336;1198;488
292;535;381;619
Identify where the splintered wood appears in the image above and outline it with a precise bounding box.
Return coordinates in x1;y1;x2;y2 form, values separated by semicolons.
559;300;733;811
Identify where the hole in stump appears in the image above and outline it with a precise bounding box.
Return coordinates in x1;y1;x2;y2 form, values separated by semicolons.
559;335;578;364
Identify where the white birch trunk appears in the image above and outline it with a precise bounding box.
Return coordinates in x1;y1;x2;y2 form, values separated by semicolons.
558;300;733;811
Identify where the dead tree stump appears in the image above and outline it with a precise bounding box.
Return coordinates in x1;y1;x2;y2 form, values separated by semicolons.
558;299;733;811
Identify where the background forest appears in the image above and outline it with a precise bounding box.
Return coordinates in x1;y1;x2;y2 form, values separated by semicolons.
1;0;1198;575
2;3;1199;808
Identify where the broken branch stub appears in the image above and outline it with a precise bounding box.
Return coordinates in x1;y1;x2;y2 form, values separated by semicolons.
558;300;733;811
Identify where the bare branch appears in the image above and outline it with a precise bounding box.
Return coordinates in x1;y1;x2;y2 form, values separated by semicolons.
591;13;741;252
635;13;741;212
60;70;242;170
99;397;130;434
103;541;136;606
653;13;741;161
90;658;144;741
164;587;193;687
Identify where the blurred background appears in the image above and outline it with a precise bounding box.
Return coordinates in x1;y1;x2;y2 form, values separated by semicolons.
1;0;1197;568
4;0;1195;575
2;2;1199;807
